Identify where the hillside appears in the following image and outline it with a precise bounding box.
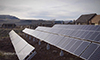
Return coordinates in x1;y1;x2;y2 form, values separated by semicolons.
0;15;19;20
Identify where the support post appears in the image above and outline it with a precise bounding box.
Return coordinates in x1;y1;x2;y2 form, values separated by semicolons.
33;38;35;42
60;50;64;56
24;33;25;36
29;36;31;40
38;40;41;45
26;35;28;37
26;51;37;60
46;44;50;50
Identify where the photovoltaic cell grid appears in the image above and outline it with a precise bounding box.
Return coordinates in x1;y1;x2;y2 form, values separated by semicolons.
23;25;100;60
9;30;35;60
36;25;100;42
52;24;100;31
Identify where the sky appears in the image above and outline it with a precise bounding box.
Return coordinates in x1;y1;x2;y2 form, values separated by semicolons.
0;0;100;20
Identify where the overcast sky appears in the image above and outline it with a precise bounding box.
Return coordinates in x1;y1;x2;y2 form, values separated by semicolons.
0;0;100;20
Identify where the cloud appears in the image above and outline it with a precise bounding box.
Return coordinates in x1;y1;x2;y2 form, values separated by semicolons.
0;0;100;20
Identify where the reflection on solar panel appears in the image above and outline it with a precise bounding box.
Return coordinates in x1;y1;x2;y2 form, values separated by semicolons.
23;24;100;60
9;30;36;60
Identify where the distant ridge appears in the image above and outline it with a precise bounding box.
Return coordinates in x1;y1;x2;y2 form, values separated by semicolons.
0;15;19;20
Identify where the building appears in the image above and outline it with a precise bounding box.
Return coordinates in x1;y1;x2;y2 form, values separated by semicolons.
0;19;54;29
91;15;100;25
54;21;64;24
2;23;16;28
76;13;97;25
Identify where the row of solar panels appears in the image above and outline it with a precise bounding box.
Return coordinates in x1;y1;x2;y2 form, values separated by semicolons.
9;30;36;60
36;25;100;43
52;24;100;31
23;24;100;60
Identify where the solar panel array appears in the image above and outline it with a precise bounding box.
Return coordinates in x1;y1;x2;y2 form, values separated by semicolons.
52;25;100;42
23;25;100;60
9;30;35;60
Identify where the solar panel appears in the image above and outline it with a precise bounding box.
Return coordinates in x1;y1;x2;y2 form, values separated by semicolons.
79;31;88;39
19;44;34;60
59;29;68;35
96;25;100;31
54;36;64;46
11;36;20;45
69;30;77;36
9;30;35;60
71;30;79;37
50;28;62;34
74;41;90;56
39;32;50;40
69;40;83;53
89;25;97;31
48;34;58;45
33;31;41;37
88;46;100;60
80;43;98;60
75;31;84;38
23;28;41;38
83;31;94;40
64;38;77;51
65;30;73;36
22;24;100;60
94;33;100;42
35;26;51;32
83;25;90;30
35;32;43;39
57;37;70;49
15;40;27;53
88;32;99;41
44;34;53;41
53;36;64;46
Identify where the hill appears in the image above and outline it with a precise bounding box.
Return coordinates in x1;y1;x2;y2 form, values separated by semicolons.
0;15;19;20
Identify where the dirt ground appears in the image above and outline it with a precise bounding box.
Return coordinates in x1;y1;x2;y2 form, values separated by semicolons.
0;28;84;60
